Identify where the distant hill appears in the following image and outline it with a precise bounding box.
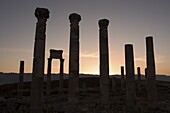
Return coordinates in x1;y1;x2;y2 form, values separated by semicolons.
0;73;169;85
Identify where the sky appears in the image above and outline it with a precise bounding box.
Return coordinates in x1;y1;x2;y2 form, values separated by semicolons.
0;0;170;75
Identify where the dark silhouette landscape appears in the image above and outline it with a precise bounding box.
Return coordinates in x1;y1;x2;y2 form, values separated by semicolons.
1;1;170;113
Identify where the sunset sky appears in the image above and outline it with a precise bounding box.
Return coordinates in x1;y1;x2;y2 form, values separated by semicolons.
1;0;170;75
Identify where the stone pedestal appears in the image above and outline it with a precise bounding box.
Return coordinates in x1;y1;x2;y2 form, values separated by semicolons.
137;67;141;90
121;66;125;91
146;36;157;105
30;7;49;113
46;58;52;95
18;60;24;99
59;59;64;94
99;19;110;109
125;44;136;113
68;13;81;113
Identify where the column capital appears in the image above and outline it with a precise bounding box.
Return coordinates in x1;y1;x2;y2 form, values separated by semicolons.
99;19;109;29
69;13;81;24
35;7;50;20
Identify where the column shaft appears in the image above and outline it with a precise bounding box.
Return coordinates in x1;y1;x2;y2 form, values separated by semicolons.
46;58;52;95
146;36;157;105
59;59;64;94
30;8;49;113
18;60;24;98
68;13;81;113
125;44;136;113
145;68;147;80
99;19;110;105
121;66;125;91
137;67;141;90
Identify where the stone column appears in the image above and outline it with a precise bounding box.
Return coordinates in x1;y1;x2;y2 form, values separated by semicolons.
137;67;141;90
68;13;81;113
146;36;157;105
125;44;136;113
46;58;52;95
59;58;64;94
18;60;24;99
99;19;110;106
121;66;125;91
30;8;49;113
145;68;147;80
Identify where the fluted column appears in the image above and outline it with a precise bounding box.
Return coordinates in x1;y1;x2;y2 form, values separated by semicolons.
18;60;24;99
146;36;157;105
30;7;49;113
59;58;64;94
137;67;141;90
99;19;110;105
68;13;81;113
121;66;125;91
46;58;52;95
125;44;136;113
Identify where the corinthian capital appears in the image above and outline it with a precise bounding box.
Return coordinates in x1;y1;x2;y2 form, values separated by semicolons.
35;7;50;21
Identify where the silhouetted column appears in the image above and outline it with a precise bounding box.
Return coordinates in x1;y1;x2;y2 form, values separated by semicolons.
146;36;157;105
46;58;52;95
137;67;141;90
68;13;81;113
59;58;64;94
125;44;136;113
18;60;24;99
99;19;110;106
145;68;147;80
30;8;49;113
121;66;125;91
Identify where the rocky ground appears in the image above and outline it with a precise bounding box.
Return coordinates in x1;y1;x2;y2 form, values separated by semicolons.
0;76;170;113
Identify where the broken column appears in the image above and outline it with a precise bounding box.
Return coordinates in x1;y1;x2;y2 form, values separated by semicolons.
121;66;125;91
146;36;157;105
59;58;64;94
18;60;24;99
46;58;52;95
30;8;49;113
125;44;136;113
99;19;110;106
68;13;81;113
137;67;141;90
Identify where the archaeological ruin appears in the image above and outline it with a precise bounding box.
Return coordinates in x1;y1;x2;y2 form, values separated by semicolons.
46;49;64;95
1;7;169;113
98;19;110;111
30;7;49;113
18;60;24;99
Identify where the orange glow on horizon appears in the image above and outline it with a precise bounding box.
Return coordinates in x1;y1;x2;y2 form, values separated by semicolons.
0;52;170;76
